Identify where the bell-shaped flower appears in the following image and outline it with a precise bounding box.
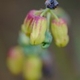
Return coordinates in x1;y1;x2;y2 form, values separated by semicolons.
51;18;69;47
30;16;47;45
23;56;42;80
7;46;24;75
21;10;43;36
21;10;36;36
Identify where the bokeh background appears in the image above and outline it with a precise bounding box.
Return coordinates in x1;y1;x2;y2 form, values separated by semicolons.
0;0;80;80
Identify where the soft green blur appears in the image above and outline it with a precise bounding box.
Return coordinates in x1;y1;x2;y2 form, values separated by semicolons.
0;0;80;80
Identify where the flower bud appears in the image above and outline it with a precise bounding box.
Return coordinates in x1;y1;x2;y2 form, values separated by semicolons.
7;46;24;75
23;56;42;80
21;10;36;36
30;16;47;45
51;19;69;47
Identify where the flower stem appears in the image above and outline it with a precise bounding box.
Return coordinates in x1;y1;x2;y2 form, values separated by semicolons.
50;10;59;21
35;10;44;15
46;11;51;32
40;8;49;17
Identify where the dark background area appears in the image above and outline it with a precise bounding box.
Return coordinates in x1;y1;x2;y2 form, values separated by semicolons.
0;0;80;80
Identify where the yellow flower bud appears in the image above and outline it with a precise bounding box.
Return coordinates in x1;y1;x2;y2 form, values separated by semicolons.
30;16;47;45
21;10;36;36
51;19;69;47
23;56;42;80
7;46;24;75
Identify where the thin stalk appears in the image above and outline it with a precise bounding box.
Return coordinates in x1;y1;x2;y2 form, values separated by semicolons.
50;10;59;21
46;11;51;32
40;8;49;17
35;10;44;15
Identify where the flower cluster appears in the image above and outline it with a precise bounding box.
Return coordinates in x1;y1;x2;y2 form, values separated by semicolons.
7;46;52;80
7;5;70;80
7;46;42;80
21;8;69;47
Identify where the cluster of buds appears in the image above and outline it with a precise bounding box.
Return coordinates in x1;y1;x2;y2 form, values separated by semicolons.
7;1;70;79
7;46;42;80
21;7;69;47
7;46;52;80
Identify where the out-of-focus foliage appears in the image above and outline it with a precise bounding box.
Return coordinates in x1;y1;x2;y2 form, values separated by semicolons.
7;46;24;75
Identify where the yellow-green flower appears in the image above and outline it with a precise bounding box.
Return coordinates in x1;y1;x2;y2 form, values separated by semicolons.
21;10;36;36
23;56;42;80
51;18;69;47
7;46;24;75
30;16;47;45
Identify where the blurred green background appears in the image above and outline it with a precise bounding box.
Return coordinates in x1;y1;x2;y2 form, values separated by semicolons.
0;0;80;80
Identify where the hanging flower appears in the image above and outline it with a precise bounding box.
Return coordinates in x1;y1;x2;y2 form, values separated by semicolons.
23;56;42;80
7;46;24;75
21;10;43;36
30;16;47;45
21;10;37;36
51;18;69;47
21;9;47;45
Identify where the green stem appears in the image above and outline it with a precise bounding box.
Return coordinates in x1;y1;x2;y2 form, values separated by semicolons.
35;10;44;15
40;8;49;17
50;10;59;21
46;11;51;32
